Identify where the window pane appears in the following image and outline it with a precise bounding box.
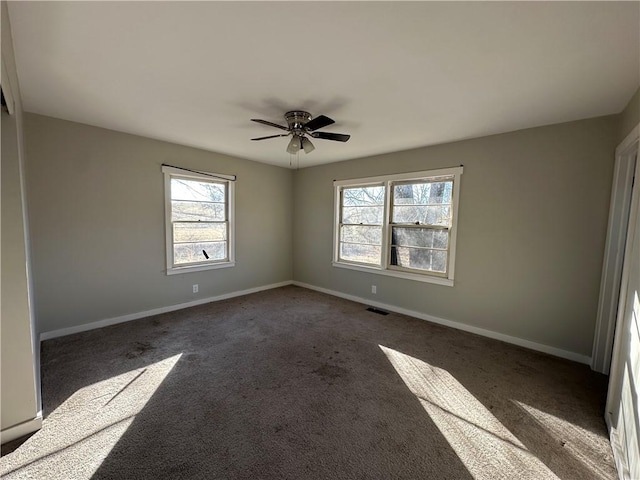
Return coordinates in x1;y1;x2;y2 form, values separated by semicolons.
339;243;381;266
392;205;451;226
341;225;382;245
173;223;226;243
342;206;384;225
172;201;225;222
174;241;226;264
391;227;448;249
393;181;452;205
171;178;225;203
390;247;447;273
342;186;385;206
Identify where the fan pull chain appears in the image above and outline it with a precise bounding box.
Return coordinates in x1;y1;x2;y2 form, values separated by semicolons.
289;151;300;169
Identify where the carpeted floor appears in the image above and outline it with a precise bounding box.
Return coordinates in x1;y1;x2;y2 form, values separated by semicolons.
1;286;616;479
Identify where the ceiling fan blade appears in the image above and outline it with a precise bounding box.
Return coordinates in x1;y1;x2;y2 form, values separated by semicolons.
304;115;334;131
251;134;289;141
311;132;351;142
251;119;289;131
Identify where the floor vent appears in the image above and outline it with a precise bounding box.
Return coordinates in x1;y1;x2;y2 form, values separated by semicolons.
366;307;389;315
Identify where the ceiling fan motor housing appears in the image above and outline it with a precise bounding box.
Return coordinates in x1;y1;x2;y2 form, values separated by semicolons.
285;111;312;134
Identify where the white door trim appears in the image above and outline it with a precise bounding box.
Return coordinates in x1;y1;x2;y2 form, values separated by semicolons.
592;124;639;374
604;132;640;479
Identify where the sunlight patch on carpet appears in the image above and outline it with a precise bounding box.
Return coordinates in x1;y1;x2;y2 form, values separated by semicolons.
514;401;616;480
0;354;182;479
379;345;558;480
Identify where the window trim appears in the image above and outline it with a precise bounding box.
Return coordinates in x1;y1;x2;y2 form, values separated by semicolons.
333;166;463;286
162;165;235;275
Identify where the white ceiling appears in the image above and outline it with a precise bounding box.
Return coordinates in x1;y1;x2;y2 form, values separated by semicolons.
7;1;640;168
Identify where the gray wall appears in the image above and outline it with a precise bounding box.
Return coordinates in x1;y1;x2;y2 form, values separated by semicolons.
617;86;640;144
25;114;293;333
293;116;617;357
1;1;40;436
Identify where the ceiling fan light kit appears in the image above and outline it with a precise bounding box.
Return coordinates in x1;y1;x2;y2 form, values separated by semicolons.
251;110;350;155
301;136;315;154
286;135;302;154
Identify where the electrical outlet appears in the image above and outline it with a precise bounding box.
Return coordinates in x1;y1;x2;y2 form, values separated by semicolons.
193;284;199;294
371;285;377;294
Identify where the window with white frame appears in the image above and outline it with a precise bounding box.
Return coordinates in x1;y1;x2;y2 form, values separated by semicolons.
339;184;386;266
334;167;462;286
163;166;235;275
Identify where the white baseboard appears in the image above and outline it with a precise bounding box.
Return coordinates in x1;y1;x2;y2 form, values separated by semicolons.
293;281;592;365
1;412;42;444
40;281;293;341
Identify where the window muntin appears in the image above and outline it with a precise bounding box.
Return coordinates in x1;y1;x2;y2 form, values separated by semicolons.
163;166;234;274
338;185;385;266
334;167;462;285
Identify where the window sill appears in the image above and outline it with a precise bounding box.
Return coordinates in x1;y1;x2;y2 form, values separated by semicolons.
332;261;454;287
166;261;235;276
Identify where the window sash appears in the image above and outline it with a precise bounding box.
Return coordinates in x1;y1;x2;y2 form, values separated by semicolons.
388;177;454;276
388;224;451;277
337;223;383;266
170;177;229;267
337;184;385;267
390;178;454;226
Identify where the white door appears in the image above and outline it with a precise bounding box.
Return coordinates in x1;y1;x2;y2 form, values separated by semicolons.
607;150;640;480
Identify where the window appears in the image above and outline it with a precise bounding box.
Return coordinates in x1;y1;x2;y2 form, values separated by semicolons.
334;167;463;286
163;166;235;274
339;184;385;265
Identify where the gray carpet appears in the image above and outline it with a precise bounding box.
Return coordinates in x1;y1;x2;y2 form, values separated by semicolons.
1;286;616;479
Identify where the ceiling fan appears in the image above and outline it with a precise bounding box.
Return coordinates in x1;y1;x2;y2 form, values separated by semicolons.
251;111;350;154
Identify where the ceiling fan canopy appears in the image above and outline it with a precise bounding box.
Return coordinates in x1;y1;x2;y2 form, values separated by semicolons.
251;111;350;154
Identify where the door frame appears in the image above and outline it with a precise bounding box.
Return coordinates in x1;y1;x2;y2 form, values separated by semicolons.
592;124;639;374
605;125;640;479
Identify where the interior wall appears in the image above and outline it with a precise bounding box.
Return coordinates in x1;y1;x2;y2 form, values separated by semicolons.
617;86;640;144
293;115;617;358
25;113;293;334
1;1;41;439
